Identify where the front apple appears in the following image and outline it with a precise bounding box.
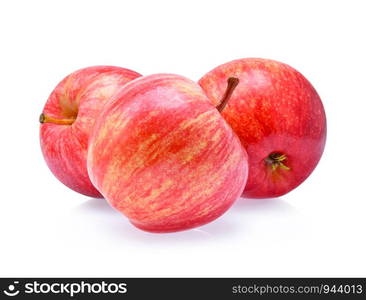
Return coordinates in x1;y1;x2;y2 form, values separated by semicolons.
40;66;141;197
87;74;248;232
199;58;326;198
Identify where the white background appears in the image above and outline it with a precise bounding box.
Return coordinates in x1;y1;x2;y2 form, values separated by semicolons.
0;0;365;277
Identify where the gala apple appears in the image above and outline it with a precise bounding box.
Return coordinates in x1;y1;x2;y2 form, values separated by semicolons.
199;58;326;198
87;74;248;232
39;66;141;197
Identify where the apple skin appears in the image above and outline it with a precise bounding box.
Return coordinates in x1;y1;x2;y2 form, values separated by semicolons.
87;74;248;232
40;66;141;198
199;58;326;198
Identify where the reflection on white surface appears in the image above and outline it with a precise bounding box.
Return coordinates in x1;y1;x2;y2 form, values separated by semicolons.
76;196;304;245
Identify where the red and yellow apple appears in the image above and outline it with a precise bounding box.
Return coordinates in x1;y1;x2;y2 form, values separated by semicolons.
39;66;141;197
87;74;248;232
199;58;326;198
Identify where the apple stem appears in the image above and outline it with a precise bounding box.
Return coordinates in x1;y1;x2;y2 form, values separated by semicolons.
265;152;291;171
39;113;75;125
216;77;240;113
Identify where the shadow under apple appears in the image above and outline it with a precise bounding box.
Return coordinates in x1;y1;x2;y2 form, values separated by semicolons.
76;195;299;244
77;197;238;244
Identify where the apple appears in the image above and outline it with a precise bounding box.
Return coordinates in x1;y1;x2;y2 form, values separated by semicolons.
87;74;248;232
39;66;141;197
199;58;326;198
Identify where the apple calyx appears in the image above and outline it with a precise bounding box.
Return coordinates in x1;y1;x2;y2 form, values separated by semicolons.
39;113;76;125
216;77;240;112
265;152;291;171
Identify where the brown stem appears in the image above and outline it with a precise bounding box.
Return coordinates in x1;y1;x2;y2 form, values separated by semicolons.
216;77;239;112
39;113;75;125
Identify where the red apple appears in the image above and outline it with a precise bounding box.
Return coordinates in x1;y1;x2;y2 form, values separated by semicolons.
39;66;141;197
87;74;248;232
199;58;326;198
